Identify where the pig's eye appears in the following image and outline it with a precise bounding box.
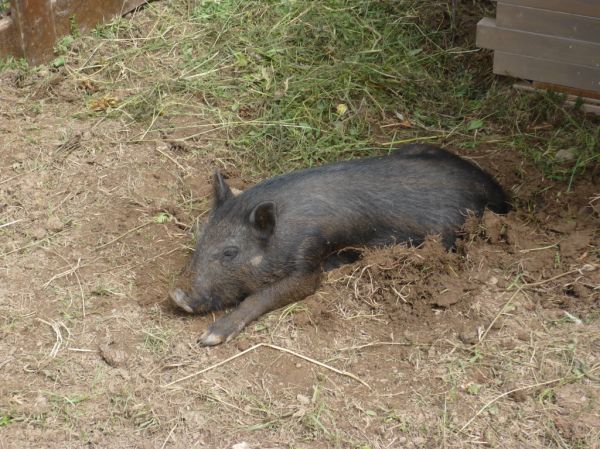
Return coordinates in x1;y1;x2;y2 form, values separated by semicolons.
222;246;239;260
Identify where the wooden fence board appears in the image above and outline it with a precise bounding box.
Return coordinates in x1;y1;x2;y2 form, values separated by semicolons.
0;0;147;64
477;17;600;69
501;0;600;18
494;51;600;92
497;2;600;43
12;0;57;65
53;0;147;36
0;18;20;59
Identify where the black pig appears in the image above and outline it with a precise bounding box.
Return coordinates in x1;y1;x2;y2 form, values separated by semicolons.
171;144;509;345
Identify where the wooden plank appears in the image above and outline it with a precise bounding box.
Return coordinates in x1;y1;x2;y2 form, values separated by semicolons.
0;18;22;60
477;18;600;69
502;0;600;18
11;0;57;66
493;51;600;92
53;0;148;37
514;82;600;115
532;81;600;101
497;3;600;43
0;0;147;64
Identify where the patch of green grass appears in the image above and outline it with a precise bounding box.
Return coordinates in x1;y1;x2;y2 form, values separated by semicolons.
0;56;28;73
142;326;172;354
85;0;598;182
91;16;135;39
196;0;600;177
0;414;13;426
55;35;76;55
181;0;442;172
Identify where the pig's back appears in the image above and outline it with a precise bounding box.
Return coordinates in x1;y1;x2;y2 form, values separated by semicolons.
241;144;509;248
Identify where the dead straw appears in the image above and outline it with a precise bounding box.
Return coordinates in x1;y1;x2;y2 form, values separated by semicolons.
162;343;371;389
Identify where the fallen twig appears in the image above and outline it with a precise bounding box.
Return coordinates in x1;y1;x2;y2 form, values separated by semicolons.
162;343;371;389
0;219;25;229
476;285;523;346
338;341;429;351
458;377;562;433
43;258;83;288
95;222;151;251
459;363;600;433
155;144;187;172
160;423;177;449
523;264;597;288
37;319;71;358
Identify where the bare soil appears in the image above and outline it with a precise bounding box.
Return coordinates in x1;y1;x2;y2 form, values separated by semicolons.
1;10;599;449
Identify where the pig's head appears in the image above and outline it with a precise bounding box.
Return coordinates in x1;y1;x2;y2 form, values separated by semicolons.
171;171;276;314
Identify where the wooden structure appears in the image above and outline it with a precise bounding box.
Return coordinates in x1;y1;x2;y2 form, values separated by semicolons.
476;0;600;96
0;0;147;65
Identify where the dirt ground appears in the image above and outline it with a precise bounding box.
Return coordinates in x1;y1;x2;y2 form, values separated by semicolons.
1;5;600;449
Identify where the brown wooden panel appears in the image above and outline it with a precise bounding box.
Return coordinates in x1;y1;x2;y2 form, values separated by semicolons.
532;81;600;101
497;3;600;43
12;0;57;66
477;18;600;69
53;0;148;37
514;82;600;115
494;51;600;92
502;0;600;18
0;18;22;60
0;0;147;64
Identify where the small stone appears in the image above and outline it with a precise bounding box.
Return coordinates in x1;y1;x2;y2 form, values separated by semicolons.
99;344;129;368
45;216;63;232
182;410;206;428
297;394;310;405
555;149;576;162
235;338;251;352
232;443;250;449
490;318;504;330
458;327;480;345
29;227;47;240
516;330;529;341
412;436;426;446
508;387;528;402
156;141;170;152
37;69;50;78
487;276;498;286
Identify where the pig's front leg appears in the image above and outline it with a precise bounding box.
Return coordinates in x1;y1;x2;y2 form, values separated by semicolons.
198;271;322;346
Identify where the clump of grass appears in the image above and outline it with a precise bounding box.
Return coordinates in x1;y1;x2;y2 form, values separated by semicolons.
174;0;598;179
180;0;462;172
0;56;28;73
82;0;598;180
142;326;173;354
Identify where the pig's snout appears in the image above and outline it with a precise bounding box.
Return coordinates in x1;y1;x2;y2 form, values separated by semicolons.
170;288;194;313
170;285;215;314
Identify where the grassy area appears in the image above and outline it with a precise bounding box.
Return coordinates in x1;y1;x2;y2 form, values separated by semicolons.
2;0;589;179
61;0;597;181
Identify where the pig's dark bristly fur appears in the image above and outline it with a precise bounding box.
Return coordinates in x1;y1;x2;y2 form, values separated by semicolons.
170;144;510;345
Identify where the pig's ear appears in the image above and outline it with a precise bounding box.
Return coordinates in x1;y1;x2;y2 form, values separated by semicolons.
213;170;233;208
249;201;276;239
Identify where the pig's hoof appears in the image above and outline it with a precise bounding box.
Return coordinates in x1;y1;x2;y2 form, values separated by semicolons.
198;329;225;346
198;318;243;346
170;288;194;313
